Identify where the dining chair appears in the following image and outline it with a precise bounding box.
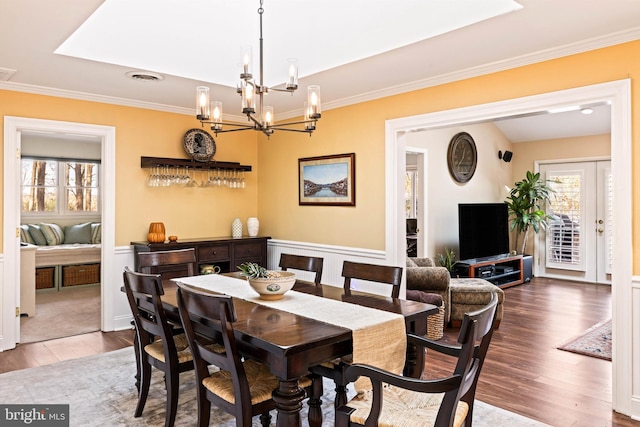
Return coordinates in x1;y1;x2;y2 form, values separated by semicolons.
123;266;206;427
311;260;404;410
278;253;324;287
342;260;402;298
335;293;499;427
132;248;198;390
175;283;317;427
137;247;196;278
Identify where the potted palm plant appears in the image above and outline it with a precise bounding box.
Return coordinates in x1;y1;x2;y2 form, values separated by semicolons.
505;171;555;255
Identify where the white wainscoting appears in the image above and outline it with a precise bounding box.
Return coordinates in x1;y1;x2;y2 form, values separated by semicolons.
629;275;640;419
110;245;136;331
267;239;401;296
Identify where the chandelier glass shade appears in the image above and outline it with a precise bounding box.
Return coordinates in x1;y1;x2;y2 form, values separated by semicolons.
195;0;321;137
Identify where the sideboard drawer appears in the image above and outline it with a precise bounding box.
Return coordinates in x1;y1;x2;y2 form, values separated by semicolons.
233;242;263;259
198;244;230;262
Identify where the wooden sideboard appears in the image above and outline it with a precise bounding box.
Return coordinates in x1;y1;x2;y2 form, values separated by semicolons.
131;236;270;280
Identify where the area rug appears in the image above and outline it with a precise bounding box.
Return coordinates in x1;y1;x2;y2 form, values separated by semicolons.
0;347;550;426
20;285;101;343
558;319;612;361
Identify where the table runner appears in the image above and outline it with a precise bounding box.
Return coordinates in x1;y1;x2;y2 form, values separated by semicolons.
174;274;407;393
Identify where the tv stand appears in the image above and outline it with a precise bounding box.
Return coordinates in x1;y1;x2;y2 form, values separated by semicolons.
453;254;524;289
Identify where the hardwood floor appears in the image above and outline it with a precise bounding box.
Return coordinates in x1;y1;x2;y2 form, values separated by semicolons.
0;329;133;374
426;277;639;427
0;277;638;426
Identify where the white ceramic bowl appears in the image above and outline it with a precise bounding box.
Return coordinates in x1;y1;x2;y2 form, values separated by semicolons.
247;271;296;300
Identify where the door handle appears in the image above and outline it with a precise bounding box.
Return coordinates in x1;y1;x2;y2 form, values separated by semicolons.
598;228;604;233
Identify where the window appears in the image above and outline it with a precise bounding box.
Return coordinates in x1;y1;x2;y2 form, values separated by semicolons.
405;168;418;218
545;171;583;268
22;158;99;214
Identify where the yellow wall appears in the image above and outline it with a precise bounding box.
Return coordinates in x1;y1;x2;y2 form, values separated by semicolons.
2;40;639;268
511;134;611;183
1;90;259;247
259;41;639;269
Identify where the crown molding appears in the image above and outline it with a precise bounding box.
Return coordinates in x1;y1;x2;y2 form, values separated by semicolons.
318;26;640;114
2;27;640;121
0;81;194;116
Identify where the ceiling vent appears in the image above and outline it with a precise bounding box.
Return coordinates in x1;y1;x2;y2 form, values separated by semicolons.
125;71;164;82
0;68;17;81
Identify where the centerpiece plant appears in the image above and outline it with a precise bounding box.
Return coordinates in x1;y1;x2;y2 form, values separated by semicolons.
238;262;271;278
237;262;296;300
505;171;555;255
237;262;283;278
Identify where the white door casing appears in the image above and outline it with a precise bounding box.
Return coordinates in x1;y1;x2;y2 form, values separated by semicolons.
385;80;632;417
2;116;116;351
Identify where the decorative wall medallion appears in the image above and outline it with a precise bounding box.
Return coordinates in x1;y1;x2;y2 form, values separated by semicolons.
447;132;477;183
183;128;216;162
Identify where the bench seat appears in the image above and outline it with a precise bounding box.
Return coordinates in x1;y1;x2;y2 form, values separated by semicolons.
35;244;101;267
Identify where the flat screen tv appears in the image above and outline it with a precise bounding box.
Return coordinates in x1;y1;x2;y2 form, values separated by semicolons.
458;203;510;260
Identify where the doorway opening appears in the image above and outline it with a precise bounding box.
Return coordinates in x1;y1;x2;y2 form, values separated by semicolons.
3;116;117;351
538;159;612;284
385;80;632;415
18;134;103;343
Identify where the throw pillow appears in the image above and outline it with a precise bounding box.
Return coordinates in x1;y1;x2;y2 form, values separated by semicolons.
64;222;92;244
406;257;418;267
19;225;35;244
39;223;65;245
91;223;101;244
28;224;47;246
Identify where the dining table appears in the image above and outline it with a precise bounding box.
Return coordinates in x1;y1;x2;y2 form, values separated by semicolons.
145;273;437;427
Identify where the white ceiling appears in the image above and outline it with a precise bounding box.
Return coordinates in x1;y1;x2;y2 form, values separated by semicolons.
2;0;637;142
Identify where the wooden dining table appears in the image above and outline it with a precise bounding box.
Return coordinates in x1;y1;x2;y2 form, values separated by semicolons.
151;274;437;427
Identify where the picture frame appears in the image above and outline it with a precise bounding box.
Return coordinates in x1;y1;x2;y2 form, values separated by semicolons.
298;153;356;206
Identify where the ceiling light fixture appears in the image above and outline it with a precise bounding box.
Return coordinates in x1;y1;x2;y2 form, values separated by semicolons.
581;107;594;115
195;0;321;138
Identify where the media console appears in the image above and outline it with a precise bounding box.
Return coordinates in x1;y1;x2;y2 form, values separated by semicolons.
453;254;524;289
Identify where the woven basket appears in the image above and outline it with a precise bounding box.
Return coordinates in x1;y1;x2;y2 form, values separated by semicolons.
62;263;100;287
427;304;445;340
35;267;55;290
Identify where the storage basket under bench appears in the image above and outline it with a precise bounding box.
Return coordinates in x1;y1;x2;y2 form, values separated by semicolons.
36;263;101;290
35;244;102;291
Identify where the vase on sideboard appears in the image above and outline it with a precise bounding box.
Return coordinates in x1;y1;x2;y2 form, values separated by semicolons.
148;222;166;243
231;218;243;238
247;217;259;237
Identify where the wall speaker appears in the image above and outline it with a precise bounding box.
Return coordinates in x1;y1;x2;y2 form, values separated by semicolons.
498;150;513;162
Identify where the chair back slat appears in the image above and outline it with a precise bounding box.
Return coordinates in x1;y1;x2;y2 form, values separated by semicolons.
279;253;324;286
342;261;402;298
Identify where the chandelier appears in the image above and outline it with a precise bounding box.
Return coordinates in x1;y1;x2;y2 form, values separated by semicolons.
195;0;321;137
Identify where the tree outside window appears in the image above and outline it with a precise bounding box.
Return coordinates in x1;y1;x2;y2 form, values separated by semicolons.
21;158;99;214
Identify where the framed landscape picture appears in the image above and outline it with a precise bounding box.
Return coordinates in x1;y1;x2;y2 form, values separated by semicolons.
298;153;355;206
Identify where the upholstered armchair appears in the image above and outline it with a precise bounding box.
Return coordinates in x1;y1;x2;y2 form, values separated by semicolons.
406;257;451;323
